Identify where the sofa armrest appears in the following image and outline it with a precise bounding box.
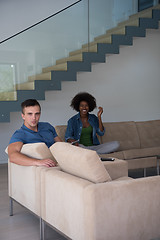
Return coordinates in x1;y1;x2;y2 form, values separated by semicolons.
103;159;128;180
85;176;160;240
8;161;60;216
8;162;42;216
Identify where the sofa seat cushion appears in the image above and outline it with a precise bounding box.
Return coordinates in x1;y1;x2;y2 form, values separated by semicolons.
127;157;157;170
113;176;133;181
50;142;111;183
99;151;125;160
123;146;160;160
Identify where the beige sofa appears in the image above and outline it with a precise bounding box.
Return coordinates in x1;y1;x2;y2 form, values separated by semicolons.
6;142;160;240
55;119;160;175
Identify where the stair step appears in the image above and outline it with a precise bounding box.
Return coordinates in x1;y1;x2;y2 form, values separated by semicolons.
15;82;35;90
129;8;153;20
93;27;125;44
42;63;67;73
56;53;83;65
0;91;17;101
118;18;139;27
106;26;126;35
93;34;112;43
69;44;98;56
28;72;51;81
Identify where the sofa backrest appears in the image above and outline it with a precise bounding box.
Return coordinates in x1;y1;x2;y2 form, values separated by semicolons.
55;120;160;151
55;122;141;151
55;125;67;142
101;121;141;151
135;120;160;148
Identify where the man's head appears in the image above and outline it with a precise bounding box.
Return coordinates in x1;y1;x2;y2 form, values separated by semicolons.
21;99;41;114
21;99;41;131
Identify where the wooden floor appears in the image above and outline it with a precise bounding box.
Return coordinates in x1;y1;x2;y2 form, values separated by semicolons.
0;164;67;240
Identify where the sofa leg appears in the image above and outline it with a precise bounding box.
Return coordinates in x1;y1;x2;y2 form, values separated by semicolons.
40;218;45;240
9;197;13;216
157;156;160;175
143;168;146;177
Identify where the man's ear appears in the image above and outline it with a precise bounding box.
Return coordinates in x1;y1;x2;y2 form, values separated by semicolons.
21;113;25;120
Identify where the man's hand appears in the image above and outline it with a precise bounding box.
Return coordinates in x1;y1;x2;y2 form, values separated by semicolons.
35;158;57;167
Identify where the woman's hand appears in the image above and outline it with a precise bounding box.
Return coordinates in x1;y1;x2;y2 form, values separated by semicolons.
67;139;79;146
97;106;103;118
97;106;104;132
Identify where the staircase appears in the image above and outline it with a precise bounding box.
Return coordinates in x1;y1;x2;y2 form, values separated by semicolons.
0;5;160;122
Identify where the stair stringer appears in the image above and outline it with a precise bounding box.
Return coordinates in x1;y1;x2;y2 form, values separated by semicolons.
0;8;159;122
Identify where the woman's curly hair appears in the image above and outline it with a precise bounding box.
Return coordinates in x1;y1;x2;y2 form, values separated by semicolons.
70;92;97;112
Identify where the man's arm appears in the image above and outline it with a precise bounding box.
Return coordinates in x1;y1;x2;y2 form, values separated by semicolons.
8;142;57;167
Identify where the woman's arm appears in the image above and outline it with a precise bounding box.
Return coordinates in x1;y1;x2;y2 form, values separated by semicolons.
97;107;104;132
65;117;79;145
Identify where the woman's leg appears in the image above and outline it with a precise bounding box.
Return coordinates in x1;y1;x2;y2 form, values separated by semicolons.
79;141;119;154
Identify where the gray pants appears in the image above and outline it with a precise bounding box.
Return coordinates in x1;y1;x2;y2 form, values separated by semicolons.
79;141;120;154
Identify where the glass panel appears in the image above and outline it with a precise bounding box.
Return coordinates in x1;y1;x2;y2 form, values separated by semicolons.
0;0;159;101
0;64;16;92
89;0;138;42
88;0;159;46
0;0;88;100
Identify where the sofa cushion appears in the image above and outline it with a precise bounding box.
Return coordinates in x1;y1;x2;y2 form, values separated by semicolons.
127;157;157;170
99;151;125;160
50;142;111;183
20;142;56;161
103;159;128;180
123;146;160;160
101;121;140;151
55;125;67;142
136;120;160;148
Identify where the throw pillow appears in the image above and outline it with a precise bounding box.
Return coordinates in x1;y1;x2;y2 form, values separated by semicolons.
21;142;56;160
50;142;111;183
6;142;56;161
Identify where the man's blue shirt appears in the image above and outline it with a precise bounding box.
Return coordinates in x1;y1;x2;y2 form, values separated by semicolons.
9;122;58;148
65;113;105;145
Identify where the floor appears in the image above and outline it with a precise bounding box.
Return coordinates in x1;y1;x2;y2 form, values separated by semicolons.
0;164;67;240
0;163;158;240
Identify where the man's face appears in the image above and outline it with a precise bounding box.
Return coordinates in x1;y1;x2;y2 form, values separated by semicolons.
21;105;41;130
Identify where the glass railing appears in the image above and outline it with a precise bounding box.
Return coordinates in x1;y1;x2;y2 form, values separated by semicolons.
0;0;159;101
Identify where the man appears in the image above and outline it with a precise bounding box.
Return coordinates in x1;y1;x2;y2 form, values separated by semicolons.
8;99;62;167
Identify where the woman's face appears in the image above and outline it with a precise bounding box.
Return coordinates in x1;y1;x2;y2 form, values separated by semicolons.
79;101;89;116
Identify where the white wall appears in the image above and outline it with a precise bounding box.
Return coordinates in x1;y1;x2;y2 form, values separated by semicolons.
1;26;160;163
0;0;79;42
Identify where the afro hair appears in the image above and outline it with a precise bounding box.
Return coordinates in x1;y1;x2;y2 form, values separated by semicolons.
70;92;97;112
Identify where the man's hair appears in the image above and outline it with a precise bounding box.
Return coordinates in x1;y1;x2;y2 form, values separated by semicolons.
70;92;97;112
21;99;41;114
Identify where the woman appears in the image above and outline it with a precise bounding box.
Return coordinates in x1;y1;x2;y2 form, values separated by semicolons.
65;92;119;154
